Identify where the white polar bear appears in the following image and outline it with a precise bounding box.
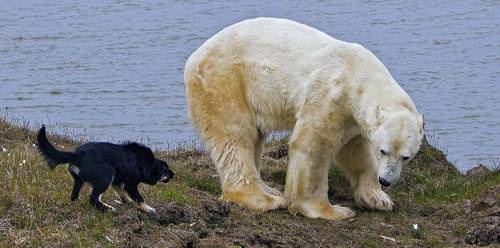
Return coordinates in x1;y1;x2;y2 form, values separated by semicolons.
184;17;424;220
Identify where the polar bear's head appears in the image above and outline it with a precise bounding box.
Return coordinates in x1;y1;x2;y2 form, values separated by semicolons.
371;108;424;187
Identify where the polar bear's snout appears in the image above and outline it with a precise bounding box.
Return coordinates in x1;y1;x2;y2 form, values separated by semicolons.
378;160;403;187
379;177;392;187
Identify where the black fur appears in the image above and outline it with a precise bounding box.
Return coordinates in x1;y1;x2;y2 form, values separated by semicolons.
36;125;174;213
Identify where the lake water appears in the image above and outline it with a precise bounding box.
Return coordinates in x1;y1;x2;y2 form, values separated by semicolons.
1;0;499;171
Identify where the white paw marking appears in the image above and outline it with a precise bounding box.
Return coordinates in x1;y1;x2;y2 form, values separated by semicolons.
139;203;156;214
69;165;80;175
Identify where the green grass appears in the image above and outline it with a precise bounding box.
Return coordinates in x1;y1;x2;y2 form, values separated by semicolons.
1;117;498;247
414;170;499;205
182;174;221;195
156;182;197;205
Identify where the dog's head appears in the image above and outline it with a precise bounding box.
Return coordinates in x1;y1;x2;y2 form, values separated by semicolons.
142;158;174;185
125;142;175;185
153;159;175;183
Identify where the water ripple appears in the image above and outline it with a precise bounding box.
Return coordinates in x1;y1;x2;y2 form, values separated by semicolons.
0;0;499;171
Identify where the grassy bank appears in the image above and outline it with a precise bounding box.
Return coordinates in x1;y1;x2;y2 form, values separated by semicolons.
0;118;498;247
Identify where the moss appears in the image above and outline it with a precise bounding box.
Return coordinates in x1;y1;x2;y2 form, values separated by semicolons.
157;182;196;205
0;118;499;247
360;238;379;248
182;175;221;195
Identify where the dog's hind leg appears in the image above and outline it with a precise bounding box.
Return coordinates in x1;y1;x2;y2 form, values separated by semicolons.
69;165;83;201
112;184;133;204
89;184;115;212
81;163;116;212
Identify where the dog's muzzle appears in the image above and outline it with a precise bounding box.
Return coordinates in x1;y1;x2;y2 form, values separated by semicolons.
160;171;174;183
160;176;170;183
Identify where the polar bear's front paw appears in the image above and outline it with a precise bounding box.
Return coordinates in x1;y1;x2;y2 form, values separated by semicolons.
289;200;355;221
355;188;394;211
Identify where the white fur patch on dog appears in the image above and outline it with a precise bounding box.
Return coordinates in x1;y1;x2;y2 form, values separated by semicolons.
138;202;156;214
69;165;80;175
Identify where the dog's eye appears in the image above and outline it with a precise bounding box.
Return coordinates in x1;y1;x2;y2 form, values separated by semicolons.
380;149;388;155
402;156;410;161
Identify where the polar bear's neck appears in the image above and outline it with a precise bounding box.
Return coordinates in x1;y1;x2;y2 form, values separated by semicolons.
351;79;417;140
326;45;418;140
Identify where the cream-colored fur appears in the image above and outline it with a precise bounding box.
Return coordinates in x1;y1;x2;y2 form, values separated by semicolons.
184;17;423;220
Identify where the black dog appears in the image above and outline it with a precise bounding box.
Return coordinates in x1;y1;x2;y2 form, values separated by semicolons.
36;125;174;214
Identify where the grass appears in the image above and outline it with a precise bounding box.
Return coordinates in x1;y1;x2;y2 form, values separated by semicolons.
0;117;498;247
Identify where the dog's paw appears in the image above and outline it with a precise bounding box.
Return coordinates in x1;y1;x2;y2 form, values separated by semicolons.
138;203;156;214
354;188;393;211
102;202;117;213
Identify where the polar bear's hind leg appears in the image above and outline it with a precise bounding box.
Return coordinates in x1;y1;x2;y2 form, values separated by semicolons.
185;63;285;211
254;131;283;197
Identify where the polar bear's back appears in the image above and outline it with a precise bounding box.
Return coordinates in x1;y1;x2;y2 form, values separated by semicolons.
183;18;364;113
187;18;336;60
184;18;415;134
184;18;349;83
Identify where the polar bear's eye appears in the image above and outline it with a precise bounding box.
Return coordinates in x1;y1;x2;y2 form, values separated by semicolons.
380;149;387;155
402;156;410;161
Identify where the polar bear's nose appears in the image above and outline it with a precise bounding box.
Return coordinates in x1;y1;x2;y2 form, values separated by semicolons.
379;177;391;187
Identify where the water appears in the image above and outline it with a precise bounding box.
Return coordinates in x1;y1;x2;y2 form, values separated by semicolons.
1;1;499;171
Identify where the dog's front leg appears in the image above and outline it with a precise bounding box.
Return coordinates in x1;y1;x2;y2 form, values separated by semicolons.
124;184;156;214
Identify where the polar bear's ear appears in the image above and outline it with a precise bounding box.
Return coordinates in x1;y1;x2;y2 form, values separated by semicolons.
418;113;424;132
376;106;387;125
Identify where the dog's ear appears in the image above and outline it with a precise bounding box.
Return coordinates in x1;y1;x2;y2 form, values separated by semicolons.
144;151;155;165
137;146;154;166
125;142;155;165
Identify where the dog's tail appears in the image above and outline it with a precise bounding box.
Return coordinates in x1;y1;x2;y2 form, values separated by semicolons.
37;125;78;169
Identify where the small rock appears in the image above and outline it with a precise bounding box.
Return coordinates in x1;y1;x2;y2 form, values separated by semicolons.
477;186;498;208
464;216;499;246
463;199;472;214
481;197;497;208
133;227;143;234
379;222;393;228
466;164;490;177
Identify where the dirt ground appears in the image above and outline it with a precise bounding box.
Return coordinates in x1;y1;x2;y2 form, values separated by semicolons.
0;119;498;247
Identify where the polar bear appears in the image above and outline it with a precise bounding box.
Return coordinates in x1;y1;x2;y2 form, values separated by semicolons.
184;17;424;220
